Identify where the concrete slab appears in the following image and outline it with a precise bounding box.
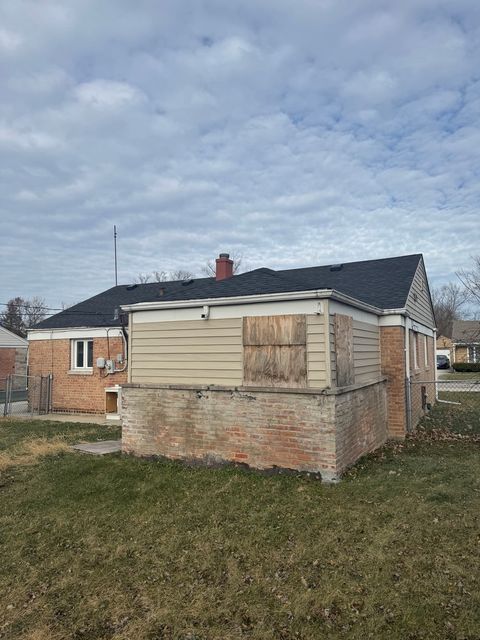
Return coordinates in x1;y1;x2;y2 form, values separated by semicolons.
72;440;122;455
36;413;118;425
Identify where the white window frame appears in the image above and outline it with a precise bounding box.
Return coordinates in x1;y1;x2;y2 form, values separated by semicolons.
424;335;428;368
412;332;418;370
71;338;94;371
468;345;479;363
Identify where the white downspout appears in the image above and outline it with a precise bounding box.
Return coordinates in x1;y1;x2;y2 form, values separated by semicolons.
405;317;411;432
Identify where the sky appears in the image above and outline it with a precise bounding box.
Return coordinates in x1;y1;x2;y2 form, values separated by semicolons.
1;0;479;307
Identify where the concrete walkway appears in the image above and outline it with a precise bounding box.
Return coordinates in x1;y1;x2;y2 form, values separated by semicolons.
27;413;119;425
72;440;122;455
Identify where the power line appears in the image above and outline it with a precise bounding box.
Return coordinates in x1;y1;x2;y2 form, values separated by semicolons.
0;302;111;317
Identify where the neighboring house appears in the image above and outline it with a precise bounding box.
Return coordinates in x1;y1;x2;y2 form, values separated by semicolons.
0;325;28;384
28;252;435;479
451;320;480;364
436;334;453;362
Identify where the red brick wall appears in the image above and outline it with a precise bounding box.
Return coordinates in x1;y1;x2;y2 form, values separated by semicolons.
409;332;435;428
28;338;127;413
380;327;436;437
335;381;388;472
0;348;16;382
380;326;407;438
122;380;388;481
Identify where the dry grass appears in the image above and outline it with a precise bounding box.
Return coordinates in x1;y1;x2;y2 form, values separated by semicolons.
0;437;70;472
0;418;479;639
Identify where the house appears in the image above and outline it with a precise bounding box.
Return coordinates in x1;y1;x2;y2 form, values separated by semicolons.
0;325;28;385
28;252;435;479
119;253;435;480
436;334;453;363
451;320;480;364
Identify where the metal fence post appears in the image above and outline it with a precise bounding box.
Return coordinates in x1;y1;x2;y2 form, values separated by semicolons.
4;375;11;417
48;374;53;414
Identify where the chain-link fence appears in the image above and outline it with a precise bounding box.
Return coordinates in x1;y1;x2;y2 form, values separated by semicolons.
2;374;52;417
409;377;480;434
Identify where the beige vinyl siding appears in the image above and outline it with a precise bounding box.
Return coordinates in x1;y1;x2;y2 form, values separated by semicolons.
2;326;28;348
406;262;435;327
353;320;381;383
329;315;380;385
130;318;243;385
306;314;329;388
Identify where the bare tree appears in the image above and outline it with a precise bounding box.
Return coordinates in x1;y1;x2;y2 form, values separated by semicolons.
0;296;47;336
23;296;48;328
431;282;466;337
202;252;244;277
134;273;151;284
152;271;168;282
457;256;480;308
135;269;195;284
169;269;194;281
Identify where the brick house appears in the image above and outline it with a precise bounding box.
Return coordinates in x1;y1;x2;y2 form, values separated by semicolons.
28;253;435;479
0;325;28;385
451;320;480;364
119;253;435;480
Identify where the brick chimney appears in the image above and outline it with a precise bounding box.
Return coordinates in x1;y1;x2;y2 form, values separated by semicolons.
215;253;234;281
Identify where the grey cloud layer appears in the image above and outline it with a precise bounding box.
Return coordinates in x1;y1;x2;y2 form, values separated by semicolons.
1;0;479;304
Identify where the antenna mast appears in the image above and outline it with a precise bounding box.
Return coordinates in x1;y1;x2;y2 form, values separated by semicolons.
113;225;118;286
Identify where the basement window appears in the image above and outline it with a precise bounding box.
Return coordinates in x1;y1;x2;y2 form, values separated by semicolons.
72;339;93;371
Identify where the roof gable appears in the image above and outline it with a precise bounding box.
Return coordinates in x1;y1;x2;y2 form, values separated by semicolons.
405;259;435;328
0;325;28;348
33;253;424;330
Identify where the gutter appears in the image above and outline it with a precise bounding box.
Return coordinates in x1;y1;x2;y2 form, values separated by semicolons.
120;288;402;317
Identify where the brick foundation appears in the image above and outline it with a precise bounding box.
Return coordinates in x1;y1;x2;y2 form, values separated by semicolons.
28;338;127;413
121;379;388;480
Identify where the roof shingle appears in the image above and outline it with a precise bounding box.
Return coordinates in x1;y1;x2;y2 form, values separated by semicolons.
34;254;423;330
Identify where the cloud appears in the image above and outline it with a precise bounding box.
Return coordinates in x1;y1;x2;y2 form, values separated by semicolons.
0;0;479;307
73;80;145;109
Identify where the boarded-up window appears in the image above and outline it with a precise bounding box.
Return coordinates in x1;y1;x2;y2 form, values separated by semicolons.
334;314;354;387
243;315;307;387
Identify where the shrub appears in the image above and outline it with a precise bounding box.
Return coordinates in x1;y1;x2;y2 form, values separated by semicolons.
452;362;480;372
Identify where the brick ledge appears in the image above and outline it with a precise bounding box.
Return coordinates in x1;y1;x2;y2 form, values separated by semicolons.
122;377;387;396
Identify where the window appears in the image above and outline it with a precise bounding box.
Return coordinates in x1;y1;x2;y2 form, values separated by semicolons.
424;335;428;367
468;346;479;363
72;339;93;370
412;332;418;370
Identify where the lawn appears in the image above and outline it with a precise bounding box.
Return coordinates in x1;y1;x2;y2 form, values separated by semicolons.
0;417;479;640
438;371;480;381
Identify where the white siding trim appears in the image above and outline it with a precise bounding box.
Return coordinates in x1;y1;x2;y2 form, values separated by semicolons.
28;328;123;341
409;321;435;338
328;300;379;326
379;314;407;327
132;299;326;324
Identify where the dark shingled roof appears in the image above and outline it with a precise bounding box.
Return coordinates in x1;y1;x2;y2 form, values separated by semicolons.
451;320;480;344
34;254;423;329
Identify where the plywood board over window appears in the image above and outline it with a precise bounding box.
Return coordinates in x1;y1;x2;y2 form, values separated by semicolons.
334;314;355;387
243;315;307;387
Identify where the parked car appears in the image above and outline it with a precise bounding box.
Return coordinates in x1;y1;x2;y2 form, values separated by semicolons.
436;354;450;369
